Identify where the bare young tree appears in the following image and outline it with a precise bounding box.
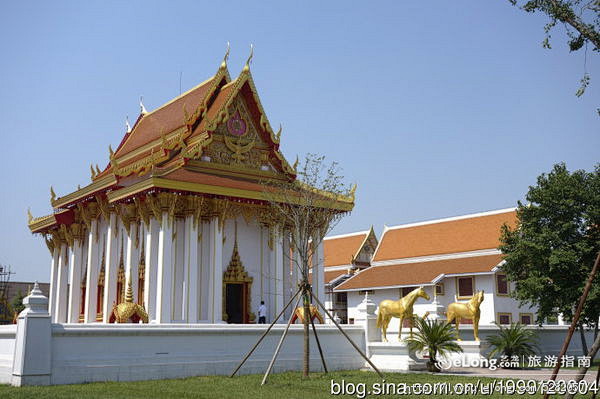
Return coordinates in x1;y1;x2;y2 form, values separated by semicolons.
229;153;382;383
264;153;353;378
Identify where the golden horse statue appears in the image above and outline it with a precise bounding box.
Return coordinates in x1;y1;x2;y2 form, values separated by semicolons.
446;290;484;341
376;287;430;342
290;304;324;324
109;281;149;323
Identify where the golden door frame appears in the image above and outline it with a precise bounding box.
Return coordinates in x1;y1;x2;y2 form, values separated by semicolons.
222;240;255;323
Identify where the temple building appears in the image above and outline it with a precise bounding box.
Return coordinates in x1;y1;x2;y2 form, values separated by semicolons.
335;208;544;328
27;51;354;325
322;228;377;323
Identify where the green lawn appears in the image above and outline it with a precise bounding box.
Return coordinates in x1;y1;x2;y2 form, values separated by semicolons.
1;370;596;399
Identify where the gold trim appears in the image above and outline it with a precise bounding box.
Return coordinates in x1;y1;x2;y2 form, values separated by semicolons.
51;174;117;209
28;214;57;232
106;177;353;211
185;159;288;182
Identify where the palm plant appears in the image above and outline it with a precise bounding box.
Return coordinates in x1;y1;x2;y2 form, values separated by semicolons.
486;322;538;367
405;317;463;372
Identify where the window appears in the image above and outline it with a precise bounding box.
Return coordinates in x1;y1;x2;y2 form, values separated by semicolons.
456;277;474;298
520;313;533;325
435;283;445;296
401;286;417;297
498;313;512;325
496;273;509;296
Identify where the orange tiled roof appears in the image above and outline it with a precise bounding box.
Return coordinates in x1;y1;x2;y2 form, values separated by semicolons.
324;232;369;267
335;254;503;291
324;269;349;284
373;209;516;262
161;168;266;193
114;77;217;158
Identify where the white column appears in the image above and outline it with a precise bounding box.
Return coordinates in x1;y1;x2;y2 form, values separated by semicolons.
282;231;291;319
84;219;100;323
102;213;119;323
184;215;199;322
270;229;284;319
67;238;84;323
200;222;211;321
173;219;185;321
311;236;326;310
54;244;68;323
48;246;60;322
125;222;140;304
208;217;223;323
144;217;159;321
156;212;173;323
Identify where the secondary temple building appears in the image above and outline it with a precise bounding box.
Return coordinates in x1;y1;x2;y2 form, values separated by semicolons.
332;208;549;331
27;53;353;325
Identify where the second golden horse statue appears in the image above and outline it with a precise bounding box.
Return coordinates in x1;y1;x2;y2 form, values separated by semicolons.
446;290;484;341
290;304;324;324
376;287;430;342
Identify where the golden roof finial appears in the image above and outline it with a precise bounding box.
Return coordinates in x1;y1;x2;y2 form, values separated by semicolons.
95;164;101;175
349;183;357;199
140;96;148;114
243;43;254;72
109;144;115;159
27;207;33;223
125;116;131;133
90;164;97;179
293;155;299;171
220;41;230;70
50;186;56;202
275;123;282;143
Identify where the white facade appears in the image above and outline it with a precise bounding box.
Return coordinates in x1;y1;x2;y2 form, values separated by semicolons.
47;212;317;325
345;273;542;338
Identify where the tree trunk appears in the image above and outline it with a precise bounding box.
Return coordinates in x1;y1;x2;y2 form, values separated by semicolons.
565;331;600;399
580;324;589;355
594;323;599;342
302;288;310;378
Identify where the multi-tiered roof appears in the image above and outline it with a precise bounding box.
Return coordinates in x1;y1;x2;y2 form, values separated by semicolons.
28;49;354;235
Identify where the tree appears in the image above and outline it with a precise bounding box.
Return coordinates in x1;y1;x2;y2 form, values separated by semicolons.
264;153;352;378
11;290;25;317
230;153;381;383
508;0;599;99
499;162;600;350
405;317;463;372
486;323;539;366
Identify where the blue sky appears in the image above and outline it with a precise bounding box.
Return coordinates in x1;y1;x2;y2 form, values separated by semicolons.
0;1;598;282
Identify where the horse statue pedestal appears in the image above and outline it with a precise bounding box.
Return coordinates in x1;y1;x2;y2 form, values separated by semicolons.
366;341;428;372
440;341;487;369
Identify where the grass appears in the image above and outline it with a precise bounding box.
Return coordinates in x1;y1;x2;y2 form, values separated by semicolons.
0;370;593;399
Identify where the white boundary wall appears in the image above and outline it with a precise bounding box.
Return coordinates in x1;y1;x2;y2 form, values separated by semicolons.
1;322;365;386
49;324;365;385
2;287;597;386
